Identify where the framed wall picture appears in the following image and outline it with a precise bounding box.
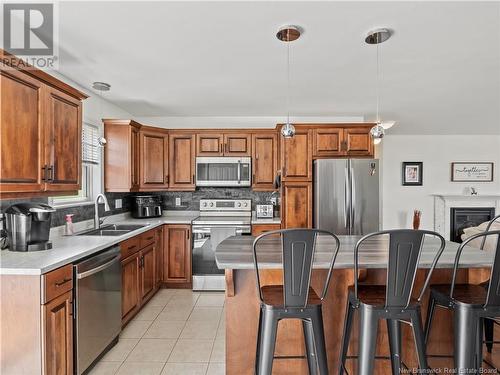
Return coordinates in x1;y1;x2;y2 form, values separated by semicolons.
451;162;494;182
402;162;423;186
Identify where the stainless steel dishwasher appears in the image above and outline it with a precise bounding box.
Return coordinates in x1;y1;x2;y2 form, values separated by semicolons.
74;246;121;375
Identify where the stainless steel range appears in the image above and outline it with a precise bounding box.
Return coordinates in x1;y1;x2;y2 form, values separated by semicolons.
192;199;251;291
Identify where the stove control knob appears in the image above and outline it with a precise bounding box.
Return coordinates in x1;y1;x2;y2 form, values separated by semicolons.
203;202;207;207
210;202;214;207
244;202;248;207
237;202;241;207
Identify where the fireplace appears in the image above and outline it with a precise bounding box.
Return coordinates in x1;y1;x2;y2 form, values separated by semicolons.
450;207;495;242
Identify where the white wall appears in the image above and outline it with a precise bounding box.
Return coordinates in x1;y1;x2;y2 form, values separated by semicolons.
381;135;500;230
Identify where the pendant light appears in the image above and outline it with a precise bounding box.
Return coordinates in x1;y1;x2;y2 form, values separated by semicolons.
365;28;395;145
92;81;111;146
277;25;301;138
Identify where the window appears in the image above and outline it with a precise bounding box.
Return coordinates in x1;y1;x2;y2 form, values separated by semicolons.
50;123;102;206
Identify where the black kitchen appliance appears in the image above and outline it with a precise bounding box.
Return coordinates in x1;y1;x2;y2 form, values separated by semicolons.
131;195;162;218
4;203;55;251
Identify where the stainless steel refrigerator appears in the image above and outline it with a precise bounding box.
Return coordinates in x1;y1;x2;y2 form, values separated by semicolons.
314;159;380;235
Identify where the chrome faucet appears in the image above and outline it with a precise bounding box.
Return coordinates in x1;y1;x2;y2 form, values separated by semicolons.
94;194;111;229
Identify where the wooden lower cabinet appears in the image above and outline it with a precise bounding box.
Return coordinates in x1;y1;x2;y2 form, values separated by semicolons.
121;252;141;324
42;290;73;375
251;224;281;236
282;182;312;229
155;227;164;288
140;244;156;303
163;225;192;287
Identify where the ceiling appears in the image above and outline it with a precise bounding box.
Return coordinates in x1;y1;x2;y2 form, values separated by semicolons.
55;1;500;135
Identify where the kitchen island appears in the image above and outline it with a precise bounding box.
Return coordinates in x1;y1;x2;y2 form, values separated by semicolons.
216;235;498;374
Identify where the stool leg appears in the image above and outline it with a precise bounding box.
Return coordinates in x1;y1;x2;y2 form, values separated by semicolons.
476;317;484;369
410;309;429;370
484;318;494;353
311;308;329;375
358;306;378;375
257;309;278;375
454;307;478;372
302;319;318;375
255;306;263;375
387;319;402;375
338;301;355;375
424;294;437;344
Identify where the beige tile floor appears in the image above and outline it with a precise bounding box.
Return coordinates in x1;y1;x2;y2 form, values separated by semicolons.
89;289;226;375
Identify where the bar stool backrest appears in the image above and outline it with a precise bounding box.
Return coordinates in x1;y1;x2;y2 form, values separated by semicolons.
354;229;446;309
480;214;500;250
450;230;500;308
252;229;340;309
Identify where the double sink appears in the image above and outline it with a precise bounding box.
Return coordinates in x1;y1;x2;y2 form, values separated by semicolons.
77;224;148;236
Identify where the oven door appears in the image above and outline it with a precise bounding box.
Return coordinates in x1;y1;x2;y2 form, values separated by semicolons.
196;157;251;187
192;225;250;291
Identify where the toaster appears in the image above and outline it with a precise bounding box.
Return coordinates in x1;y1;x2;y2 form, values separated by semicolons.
256;204;274;219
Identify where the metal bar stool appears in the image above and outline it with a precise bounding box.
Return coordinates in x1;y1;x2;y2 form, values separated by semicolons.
252;229;340;375
423;230;500;371
338;229;446;375
480;215;500;353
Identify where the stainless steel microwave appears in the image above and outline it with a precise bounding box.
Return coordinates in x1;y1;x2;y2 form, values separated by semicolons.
195;157;251;187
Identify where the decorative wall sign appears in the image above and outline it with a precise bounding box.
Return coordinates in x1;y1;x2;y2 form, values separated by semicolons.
402;162;423;186
451;162;494;182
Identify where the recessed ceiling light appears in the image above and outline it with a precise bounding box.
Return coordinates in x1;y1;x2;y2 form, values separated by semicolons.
92;82;111;91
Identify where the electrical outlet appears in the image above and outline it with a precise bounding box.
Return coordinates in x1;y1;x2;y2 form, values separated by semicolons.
115;199;122;209
175;197;181;206
270;197;277;205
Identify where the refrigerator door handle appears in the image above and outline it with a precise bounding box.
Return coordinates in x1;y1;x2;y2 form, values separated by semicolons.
350;167;356;233
344;167;350;232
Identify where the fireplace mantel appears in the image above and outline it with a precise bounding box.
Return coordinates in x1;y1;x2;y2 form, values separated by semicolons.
432;194;500;240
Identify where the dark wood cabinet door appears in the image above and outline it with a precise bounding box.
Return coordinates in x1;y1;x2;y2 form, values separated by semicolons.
282;182;312;228
140;244;156;303
223;133;251;156
121;253;140;323
169;133;195;190
196;133;223;156
313;128;344;157
131;127;140;190
281;129;312;181
164;225;192;286
252;133;278;190
0;67;45;193
44;86;82;192
344;127;374;156
139;129;169;190
43;290;73;375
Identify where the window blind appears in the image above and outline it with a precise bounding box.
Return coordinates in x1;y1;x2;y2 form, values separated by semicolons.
82;124;100;164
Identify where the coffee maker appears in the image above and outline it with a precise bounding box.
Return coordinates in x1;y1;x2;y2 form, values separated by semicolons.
4;203;55;251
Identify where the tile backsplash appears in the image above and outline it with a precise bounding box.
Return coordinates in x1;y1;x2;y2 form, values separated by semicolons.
0;188;279;227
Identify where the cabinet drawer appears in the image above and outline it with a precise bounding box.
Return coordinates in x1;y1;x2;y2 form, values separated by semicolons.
42;264;73;303
140;230;156;249
121;236;141;258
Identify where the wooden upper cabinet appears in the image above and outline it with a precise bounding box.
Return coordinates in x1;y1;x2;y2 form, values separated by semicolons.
196;133;223;156
0;59;86;198
313;128;343;157
104;120;142;192
43;290;73;375
139;128;169;190
252;133;278;190
169;133;195;190
223;133;251;156
0;67;45;193
344;127;373;156
282;182;312;229
281;129;312;181
164;225;192;285
44;86;82;191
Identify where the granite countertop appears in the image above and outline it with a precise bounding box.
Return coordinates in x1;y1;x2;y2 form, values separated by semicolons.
0;212;199;276
251;214;281;225
215;235;495;270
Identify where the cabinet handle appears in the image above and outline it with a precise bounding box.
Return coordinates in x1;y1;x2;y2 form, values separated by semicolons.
127;245;137;251
187;230;190;240
166;175;169;184
46;166;54;182
42;165;48;181
146;236;154;241
224;143;228;153
55;277;71;287
192;174;195;184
